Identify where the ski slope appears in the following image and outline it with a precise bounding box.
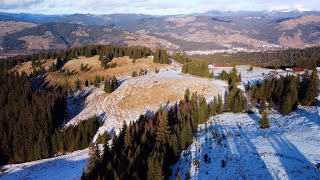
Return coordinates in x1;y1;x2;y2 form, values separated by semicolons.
171;105;320;179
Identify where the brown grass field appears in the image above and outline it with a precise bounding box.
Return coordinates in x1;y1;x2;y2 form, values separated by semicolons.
11;56;171;88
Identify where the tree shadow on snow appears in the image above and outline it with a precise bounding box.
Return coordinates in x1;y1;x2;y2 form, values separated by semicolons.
248;113;261;123
0;158;87;180
266;136;319;179
295;107;320;127
186;116;274;180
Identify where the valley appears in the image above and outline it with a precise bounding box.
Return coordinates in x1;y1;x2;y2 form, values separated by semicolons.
1;11;320;54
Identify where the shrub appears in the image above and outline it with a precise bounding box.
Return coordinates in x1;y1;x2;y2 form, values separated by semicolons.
221;160;226;168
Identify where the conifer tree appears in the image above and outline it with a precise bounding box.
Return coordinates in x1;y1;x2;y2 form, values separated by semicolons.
301;69;319;105
273;78;284;103
124;126;132;148
198;97;209;123
87;143;100;174
210;97;217;116
249;65;253;71
209;71;214;79
184;89;190;102
245;82;251;92
156;110;170;144
94;76;100;87
259;112;270;129
147;156;164;180
218;94;223;114
280;95;292;115
153;50;160;63
260;99;266;112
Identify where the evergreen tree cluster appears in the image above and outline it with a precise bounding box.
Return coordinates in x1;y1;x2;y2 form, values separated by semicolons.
0;45;151;75
246;70;318;114
182;60;210;78
225;88;245;113
153;49;170;64
132;69;148;77
82;90;219;179
171;52;189;64
0;69;102;165
30;66;47;77
100;46;151;68
80;63;90;72
299;70;319;106
48;57;65;72
191;46;320;69
51;116;101;154
217;68;242;86
0;73;66;164
104;76;118;93
94;76;103;87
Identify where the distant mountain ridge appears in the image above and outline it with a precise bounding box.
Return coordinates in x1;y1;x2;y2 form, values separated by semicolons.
1;11;320;54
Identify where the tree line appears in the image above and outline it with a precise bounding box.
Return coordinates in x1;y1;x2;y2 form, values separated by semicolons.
191;46;320;69
153;49;170;64
51;116;101;154
182;60;210;78
0;71;102;165
0;45;152;75
0;72;66;164
99;46;152;69
104;76;119;93
171;52;189;64
246;69;319;114
217;68;242;86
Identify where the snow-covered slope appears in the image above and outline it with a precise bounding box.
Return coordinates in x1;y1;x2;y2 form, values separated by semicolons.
211;65;298;91
0;149;89;180
171;106;320;179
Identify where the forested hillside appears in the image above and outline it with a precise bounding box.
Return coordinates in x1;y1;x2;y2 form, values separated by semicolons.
0;44;153;165
82;91;223;179
191;46;320;68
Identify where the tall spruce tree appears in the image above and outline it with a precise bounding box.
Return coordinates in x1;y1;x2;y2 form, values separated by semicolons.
259;112;270;129
280;95;292;115
87;143;101;174
301;69;319;105
156;110;170;144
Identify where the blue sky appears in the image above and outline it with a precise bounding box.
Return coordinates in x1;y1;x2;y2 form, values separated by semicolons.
0;0;319;15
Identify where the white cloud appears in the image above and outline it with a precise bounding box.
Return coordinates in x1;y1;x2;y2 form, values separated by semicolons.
0;0;43;8
0;0;319;15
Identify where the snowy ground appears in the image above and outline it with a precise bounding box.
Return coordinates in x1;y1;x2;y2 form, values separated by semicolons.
0;149;89;180
171;105;320;180
211;65;294;91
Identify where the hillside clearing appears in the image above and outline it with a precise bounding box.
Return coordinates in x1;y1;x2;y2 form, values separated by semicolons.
65;70;227;138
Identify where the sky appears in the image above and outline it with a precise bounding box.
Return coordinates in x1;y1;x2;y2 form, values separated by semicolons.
0;0;319;15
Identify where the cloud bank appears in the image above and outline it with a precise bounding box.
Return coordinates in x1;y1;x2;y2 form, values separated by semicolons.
0;0;318;15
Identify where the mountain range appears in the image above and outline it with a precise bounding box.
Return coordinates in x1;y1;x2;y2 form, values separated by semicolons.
1;10;320;54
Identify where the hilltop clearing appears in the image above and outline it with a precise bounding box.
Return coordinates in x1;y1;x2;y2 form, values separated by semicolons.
65;69;227;137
